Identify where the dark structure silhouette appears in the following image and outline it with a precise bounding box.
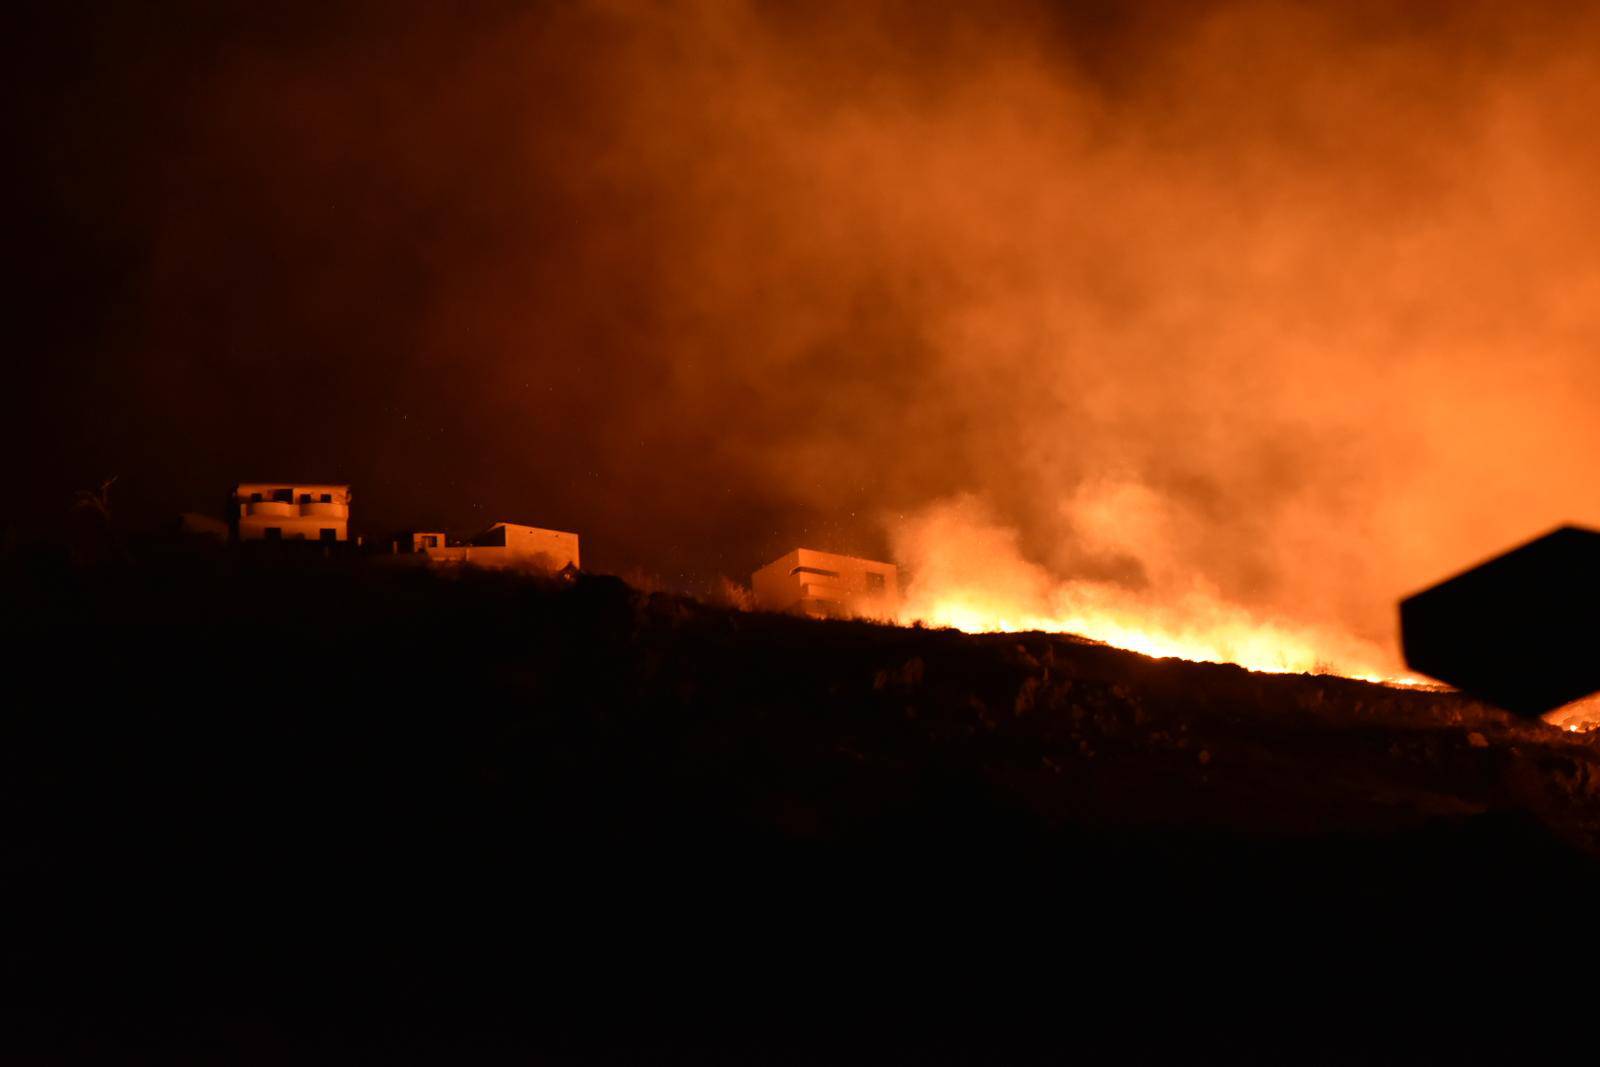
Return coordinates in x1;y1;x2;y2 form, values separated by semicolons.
1401;525;1600;716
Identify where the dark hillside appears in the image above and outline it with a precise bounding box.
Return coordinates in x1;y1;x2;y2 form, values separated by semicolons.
4;551;1598;1063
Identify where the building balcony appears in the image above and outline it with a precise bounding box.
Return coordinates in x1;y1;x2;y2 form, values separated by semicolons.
300;502;349;519
245;501;296;518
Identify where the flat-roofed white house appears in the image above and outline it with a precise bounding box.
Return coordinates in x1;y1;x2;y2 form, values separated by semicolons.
419;522;580;572
751;548;899;619
399;531;447;553
232;482;351;542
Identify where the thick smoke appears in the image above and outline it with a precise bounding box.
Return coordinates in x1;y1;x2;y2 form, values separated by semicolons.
37;0;1600;671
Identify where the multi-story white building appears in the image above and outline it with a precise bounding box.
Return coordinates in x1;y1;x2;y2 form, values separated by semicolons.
232;483;351;543
751;548;899;619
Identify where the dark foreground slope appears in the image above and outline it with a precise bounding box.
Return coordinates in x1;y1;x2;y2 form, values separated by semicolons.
5;551;1599;1064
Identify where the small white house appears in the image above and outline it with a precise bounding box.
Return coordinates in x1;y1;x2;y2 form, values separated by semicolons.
400;531;447;553
419;522;580;572
232;483;351;542
751;548;899;619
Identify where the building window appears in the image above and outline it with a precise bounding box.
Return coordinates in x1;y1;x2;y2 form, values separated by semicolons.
272;488;293;502
320;493;333;503
424;535;439;548
866;572;886;591
320;528;337;542
264;527;282;540
790;566;841;578
299;493;312;504
250;492;263;502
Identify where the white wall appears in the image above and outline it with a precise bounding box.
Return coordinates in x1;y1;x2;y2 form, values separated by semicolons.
423;523;580;571
234;484;351;541
751;548;899;618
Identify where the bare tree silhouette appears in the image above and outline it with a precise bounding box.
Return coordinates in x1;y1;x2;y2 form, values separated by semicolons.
66;475;120;566
71;475;118;522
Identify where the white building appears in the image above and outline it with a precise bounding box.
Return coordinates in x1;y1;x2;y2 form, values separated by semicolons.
232;483;351;542
418;522;579;572
751;548;899;619
401;531;446;553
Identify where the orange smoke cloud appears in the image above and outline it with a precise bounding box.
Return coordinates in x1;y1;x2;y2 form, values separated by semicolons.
98;1;1600;693
890;494;1412;681
638;0;1600;686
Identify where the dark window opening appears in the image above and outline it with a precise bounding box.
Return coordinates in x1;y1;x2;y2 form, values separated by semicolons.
272;488;293;503
319;529;337;542
790;566;841;578
471;526;509;547
866;572;887;591
264;527;282;540
250;492;263;502
320;493;333;503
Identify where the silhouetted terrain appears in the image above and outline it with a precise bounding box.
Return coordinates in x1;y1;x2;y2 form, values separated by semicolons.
5;549;1598;1063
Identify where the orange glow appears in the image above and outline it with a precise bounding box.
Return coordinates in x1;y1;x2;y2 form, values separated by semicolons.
901;589;1420;682
148;1;1600;720
888;499;1600;725
1545;694;1600;733
890;495;1426;685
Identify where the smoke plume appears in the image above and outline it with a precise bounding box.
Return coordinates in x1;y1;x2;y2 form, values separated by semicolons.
27;0;1600;675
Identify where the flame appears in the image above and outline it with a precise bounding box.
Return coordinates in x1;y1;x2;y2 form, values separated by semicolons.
903;579;1598;729
888;498;1596;727
1545;694;1600;734
900;581;1421;683
889;495;1425;685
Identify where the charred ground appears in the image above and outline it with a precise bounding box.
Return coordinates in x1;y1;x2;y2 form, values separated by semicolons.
5;549;1599;1063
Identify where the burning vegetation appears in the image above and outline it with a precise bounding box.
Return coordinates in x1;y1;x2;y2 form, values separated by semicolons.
888;495;1416;682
